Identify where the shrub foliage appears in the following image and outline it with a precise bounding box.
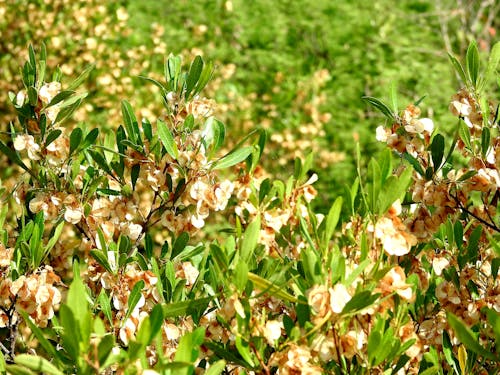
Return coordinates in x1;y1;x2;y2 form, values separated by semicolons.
0;37;499;375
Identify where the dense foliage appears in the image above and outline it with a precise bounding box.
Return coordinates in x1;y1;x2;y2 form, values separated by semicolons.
0;1;499;374
0;39;498;374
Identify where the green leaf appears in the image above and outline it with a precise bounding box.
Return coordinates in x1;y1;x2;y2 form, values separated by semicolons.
57;92;88;110
234;260;249;292
27;86;38;106
205;360;226;375
203;117;225;157
44;220;64;254
14;355;64;375
403;152;424;177
91;250;113;274
5;365;35;375
67;269;91;348
457;169;477;182
466;41;480;87
69;127;83;155
247;272;297;303
172;232;190;260
376;166;412;215
67;63;95;91
53;98;84;124
174;327;205;363
131;164;140;191
235;336;255;367
97;334;115;367
59;305;80;360
447;312;497;361
88;149;112;175
442;330;460;375
389;81;398;113
362;96;395;120
203;342;249;368
157;119;179;159
147;304;164;344
448;53;468;85
162;297;212;318
212;146;253;170
45;90;75;108
28;44;36;71
97;289;113;325
492;258;500;280
454;221;463;250
125;280;145;322
166;55;182;91
482;41;500;90
195;60;214;95
341;290;380;315
430;134;445;171
121;100;141;145
344;258;370;287
0;140;36;178
185;55;204;99
467;225;482;264
481;126;490;158
0;350;5;373
139;75;168;93
485;308;500;348
19;311;61;364
45;129;62;148
240;216;260;263
368;330;381;365
323;197;343;247
82;128;99;150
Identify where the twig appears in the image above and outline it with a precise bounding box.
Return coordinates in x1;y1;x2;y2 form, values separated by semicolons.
250;341;270;375
452;194;500;232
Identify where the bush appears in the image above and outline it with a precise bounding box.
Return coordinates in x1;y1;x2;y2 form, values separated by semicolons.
0;39;498;374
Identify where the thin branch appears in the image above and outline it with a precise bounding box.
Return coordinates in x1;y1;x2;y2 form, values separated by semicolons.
452;194;500;232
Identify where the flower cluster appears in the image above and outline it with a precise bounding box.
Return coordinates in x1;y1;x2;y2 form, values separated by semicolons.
0;265;61;329
233;167;319;258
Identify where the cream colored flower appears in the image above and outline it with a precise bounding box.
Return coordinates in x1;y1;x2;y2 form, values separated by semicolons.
263;320;283;346
190;213;205;229
64;206;83;224
13;135;27;151
45;104;61;124
163;322;181;341
124;223;143;240
15;90;26;106
307;284;331;319
329;283;351;314
176;262;199;286
374;217;417;256
0;245;13;267
405;118;434;134
379;266;414;301
376;126;389;142
39;81;61;104
432;256;450;276
187;97;215;119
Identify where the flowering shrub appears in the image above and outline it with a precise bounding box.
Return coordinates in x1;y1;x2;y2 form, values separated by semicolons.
0;41;499;374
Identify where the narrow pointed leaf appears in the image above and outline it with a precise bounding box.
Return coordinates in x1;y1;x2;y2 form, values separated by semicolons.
67;63;95;91
157;119;179;159
14;355;64;375
362;96;395;120
212;146;253;170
